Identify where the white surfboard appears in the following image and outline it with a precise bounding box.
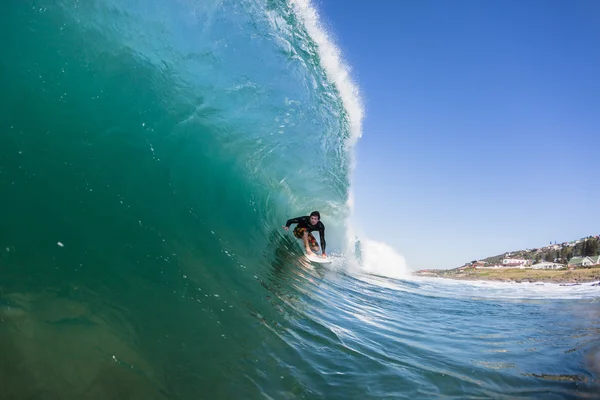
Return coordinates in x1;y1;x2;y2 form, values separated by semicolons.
304;253;331;264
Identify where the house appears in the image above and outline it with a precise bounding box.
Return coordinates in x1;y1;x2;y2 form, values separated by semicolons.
502;258;530;267
531;262;564;270
568;256;598;268
476;264;504;269
568;257;586;267
588;255;600;266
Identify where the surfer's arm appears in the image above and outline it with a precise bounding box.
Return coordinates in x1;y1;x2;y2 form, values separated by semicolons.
285;216;304;228
319;227;326;255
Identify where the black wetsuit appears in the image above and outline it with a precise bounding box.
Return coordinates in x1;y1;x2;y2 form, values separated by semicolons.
285;216;326;252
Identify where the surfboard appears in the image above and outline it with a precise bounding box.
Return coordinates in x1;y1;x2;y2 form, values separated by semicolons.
304;253;331;264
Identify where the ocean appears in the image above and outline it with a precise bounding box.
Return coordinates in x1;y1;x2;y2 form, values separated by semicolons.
1;0;599;399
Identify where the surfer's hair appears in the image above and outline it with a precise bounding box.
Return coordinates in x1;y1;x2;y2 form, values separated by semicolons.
310;211;320;220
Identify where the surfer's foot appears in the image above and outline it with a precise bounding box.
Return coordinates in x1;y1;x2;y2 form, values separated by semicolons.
306;250;315;256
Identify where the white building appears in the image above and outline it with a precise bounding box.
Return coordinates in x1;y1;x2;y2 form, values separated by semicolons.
531;262;564;270
502;258;530;267
568;256;600;267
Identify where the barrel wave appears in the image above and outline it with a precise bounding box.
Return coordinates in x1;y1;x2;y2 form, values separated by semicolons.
1;0;359;397
2;1;600;399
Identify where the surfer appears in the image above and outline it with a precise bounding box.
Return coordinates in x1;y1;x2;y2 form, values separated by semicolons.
283;211;327;258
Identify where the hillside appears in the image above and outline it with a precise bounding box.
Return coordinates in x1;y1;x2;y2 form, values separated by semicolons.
477;235;599;267
413;234;600;283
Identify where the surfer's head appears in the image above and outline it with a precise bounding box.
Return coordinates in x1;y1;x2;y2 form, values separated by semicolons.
309;211;320;225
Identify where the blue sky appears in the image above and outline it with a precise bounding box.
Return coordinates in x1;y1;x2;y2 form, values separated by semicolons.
316;0;600;270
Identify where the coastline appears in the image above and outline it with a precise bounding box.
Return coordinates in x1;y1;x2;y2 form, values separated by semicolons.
414;267;600;285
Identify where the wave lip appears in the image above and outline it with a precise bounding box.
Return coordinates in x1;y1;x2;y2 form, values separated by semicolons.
289;0;364;144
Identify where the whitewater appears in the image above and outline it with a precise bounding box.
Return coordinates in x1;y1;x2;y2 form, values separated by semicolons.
0;0;598;399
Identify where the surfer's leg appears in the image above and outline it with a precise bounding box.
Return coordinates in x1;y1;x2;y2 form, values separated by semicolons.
307;233;320;253
294;226;306;239
294;227;314;255
293;226;304;239
302;231;315;255
302;232;312;254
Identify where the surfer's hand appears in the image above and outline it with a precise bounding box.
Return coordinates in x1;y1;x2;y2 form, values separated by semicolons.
282;226;289;231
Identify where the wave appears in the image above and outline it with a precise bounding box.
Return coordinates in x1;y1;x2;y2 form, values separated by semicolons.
3;0;365;250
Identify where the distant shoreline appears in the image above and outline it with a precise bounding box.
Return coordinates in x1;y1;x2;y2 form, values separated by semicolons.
413;267;600;285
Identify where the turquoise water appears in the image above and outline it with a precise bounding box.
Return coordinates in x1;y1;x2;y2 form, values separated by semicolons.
1;1;599;398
